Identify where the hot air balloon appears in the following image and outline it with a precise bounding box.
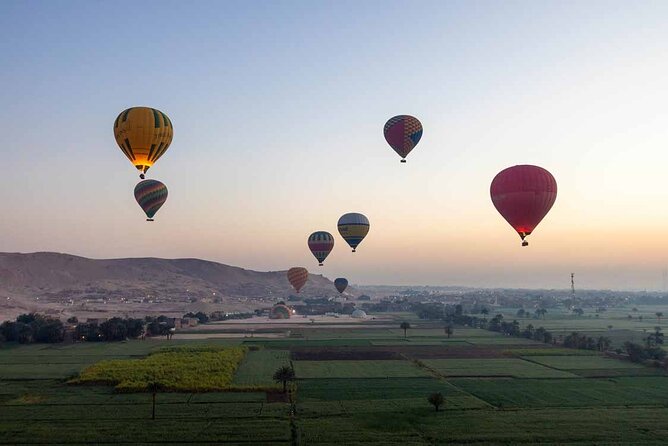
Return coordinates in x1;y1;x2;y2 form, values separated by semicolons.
114;107;173;178
490;165;557;246
334;278;348;294
134;179;168;221
384;115;423;162
337;213;370;252
308;231;334;266
287;267;308;293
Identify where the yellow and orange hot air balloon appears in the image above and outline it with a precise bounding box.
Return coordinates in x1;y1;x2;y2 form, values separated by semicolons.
113;107;173;178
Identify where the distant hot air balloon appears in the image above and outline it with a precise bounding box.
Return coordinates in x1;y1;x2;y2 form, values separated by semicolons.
490;165;557;246
287;267;309;293
334;278;348;294
337;213;370;252
384;115;423;162
134;179;168;221
308;231;334;266
114;107;173;178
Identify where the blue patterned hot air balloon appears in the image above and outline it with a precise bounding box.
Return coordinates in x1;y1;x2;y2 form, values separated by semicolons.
334;278;348;294
134;179;168;221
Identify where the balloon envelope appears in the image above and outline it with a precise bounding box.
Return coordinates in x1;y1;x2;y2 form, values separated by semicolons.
337;213;370;252
114;107;173;176
134;179;168;221
308;231;334;266
384;115;423;162
334;278;348;294
287;267;309;293
490;165;557;245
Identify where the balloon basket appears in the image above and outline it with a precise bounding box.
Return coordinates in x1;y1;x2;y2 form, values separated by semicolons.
400;159;406;163
318;263;323;266
140;174;145;179
522;241;528;247
146;218;154;222
352;249;356;253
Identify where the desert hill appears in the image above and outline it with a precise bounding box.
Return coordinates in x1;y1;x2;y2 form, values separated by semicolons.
0;252;354;320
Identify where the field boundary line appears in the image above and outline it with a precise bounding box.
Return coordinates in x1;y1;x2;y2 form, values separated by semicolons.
402;354;496;409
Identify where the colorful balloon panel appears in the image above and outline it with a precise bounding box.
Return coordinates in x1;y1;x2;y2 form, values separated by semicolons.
270;304;291;319
134;179;168;221
384;115;423;161
334;278;348;294
287;267;309;293
308;231;334;266
490;165;557;245
114;107;173;176
337;213;370;252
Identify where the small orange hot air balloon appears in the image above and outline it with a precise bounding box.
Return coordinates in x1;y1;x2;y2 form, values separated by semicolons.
287;267;308;293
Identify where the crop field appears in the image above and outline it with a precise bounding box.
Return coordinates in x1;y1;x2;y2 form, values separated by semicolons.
232;349;291;387
0;320;667;445
422;358;579;378
293;360;430;378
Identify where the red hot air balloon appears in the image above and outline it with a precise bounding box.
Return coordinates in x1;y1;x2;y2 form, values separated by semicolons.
308;231;334;266
384;115;423;162
287;267;308;293
490;165;557;246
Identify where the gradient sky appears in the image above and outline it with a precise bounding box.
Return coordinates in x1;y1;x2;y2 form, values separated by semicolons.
2;0;668;290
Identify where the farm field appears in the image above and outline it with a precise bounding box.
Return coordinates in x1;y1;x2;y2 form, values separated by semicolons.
0;323;666;444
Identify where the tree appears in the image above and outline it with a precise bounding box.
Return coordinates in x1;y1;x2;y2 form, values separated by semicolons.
444;325;453;338
66;316;78;324
480;307;489;316
535;308;547;319
427;392;444;412
656;312;663;323
572;308;584;317
516;309;526;318
273;366;295;394
147;381;165;420
607;325;613;331
596;336;611;352
632;307;638;313
400;322;411;338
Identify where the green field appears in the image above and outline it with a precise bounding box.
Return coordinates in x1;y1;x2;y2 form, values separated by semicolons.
294;360;429;378
422;358;579;378
0;318;666;445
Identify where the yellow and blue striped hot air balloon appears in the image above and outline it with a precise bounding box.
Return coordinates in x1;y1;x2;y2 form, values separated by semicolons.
134;179;168;221
337;213;370;252
114;107;173;178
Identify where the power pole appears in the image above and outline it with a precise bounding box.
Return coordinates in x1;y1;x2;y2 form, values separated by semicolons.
571;273;575;296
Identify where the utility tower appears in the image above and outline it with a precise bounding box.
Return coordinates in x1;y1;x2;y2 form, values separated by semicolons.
571;273;575;296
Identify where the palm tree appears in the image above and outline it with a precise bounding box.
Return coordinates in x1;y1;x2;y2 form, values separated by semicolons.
147;381;165;420
427;392;444;412
444;325;453;338
656;312;663;323
400;322;411;338
596;336;611;352
273;366;295;394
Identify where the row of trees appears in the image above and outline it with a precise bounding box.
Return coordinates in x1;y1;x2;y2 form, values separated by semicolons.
0;313;65;343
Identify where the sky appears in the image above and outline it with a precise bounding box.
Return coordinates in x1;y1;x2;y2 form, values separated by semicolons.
2;0;668;290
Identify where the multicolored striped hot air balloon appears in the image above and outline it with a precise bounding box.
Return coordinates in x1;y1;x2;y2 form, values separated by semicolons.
287;267;309;293
384;115;423;162
490;165;557;247
114;107;173;178
308;231;334;266
134;179;168;221
337;213;370;252
334;278;348;294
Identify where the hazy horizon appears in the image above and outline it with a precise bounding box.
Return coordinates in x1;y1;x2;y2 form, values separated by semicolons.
3;1;668;290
